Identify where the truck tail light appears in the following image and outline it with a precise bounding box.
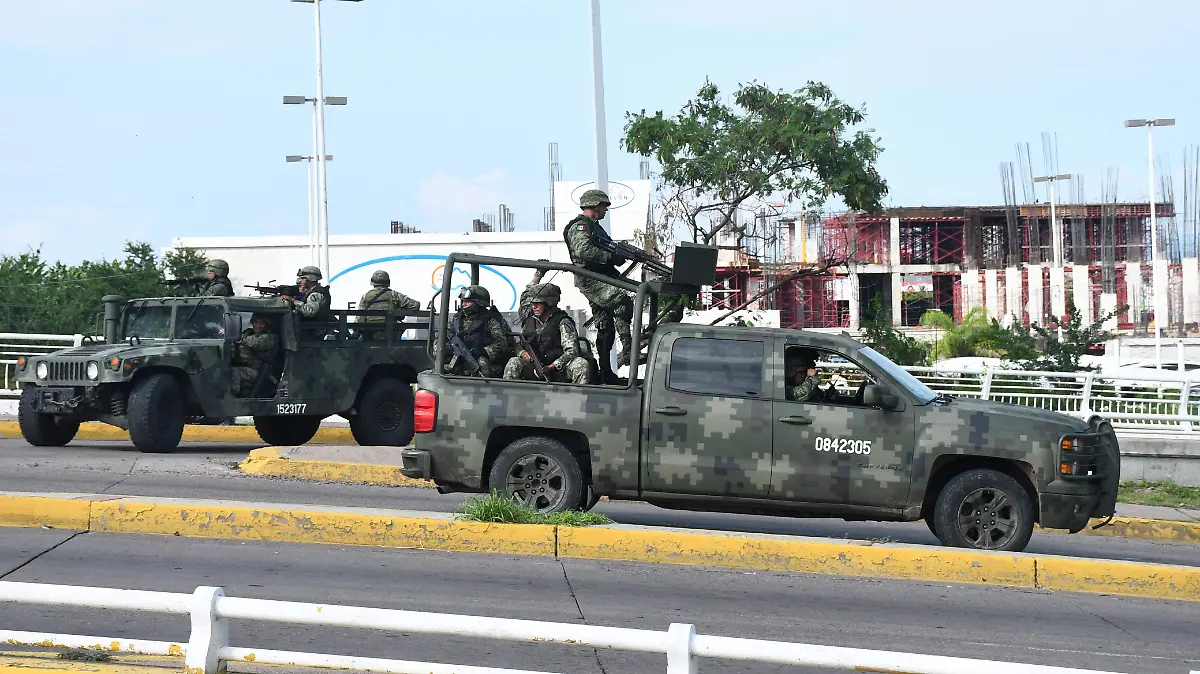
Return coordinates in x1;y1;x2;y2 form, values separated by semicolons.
414;389;437;433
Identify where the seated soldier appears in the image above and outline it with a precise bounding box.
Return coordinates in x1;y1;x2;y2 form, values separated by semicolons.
785;349;824;402
504;283;590;385
232;313;278;397
445;285;511;377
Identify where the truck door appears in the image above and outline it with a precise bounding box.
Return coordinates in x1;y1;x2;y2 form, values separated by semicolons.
643;334;772;499
769;341;915;508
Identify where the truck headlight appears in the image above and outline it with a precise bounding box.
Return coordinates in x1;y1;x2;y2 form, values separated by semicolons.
36;362;48;379
86;362;100;380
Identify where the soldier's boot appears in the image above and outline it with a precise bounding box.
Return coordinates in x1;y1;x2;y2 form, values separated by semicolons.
596;330;619;385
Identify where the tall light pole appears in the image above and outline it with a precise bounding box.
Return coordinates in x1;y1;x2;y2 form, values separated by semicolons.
291;0;360;277
1125;117;1176;368
588;0;609;229
1032;173;1072;267
284;94;347;273
286;154;333;266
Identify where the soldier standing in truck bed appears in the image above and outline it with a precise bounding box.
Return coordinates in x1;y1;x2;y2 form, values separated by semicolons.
199;259;234;297
358;269;420;336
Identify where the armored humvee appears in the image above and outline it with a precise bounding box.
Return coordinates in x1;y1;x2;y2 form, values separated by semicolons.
15;294;432;452
402;252;1120;552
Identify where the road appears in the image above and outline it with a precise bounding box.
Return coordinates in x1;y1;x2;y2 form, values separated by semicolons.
1;439;1198;568
2;528;1198;674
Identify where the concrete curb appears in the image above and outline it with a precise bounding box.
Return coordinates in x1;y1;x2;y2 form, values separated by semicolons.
238;447;431;488
1;491;1197;603
0;652;179;674
234;448;1200;546
0;421;354;445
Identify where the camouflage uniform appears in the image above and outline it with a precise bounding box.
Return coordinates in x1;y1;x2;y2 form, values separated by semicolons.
446;285;511;377
358;270;421;321
199;259;234;297
504;283;590;385
562;189;634;370
785;350;824;402
231;317;278;396
289;266;332;319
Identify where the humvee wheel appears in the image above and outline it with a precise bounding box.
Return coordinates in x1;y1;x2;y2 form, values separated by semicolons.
932;468;1034;552
254;416;322;446
128;373;186;454
488;436;586;514
18;387;80;447
349;378;414;446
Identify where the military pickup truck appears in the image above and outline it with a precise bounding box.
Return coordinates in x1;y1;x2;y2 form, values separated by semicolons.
16;294;431;453
401;253;1120;552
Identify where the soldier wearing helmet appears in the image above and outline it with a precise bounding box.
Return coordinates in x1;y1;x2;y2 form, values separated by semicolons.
358;269;421;331
231;313;278;397
445;284;510;377
280;265;332;321
562;188;635;383
785;348;824;402
200;259;234;297
504;283;591;385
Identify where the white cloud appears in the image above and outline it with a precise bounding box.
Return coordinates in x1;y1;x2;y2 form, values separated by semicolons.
417;169;513;225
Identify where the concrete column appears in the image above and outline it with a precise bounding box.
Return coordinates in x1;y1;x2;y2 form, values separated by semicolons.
1049;266;1067;322
891;272;903;326
1072;265;1091;325
984;269;999;320
1028;266;1044;325
1100;292;1118;331
1183;258;1199;328
1153;258;1169;331
1005;267;1022;326
1127;262;1142;329
847;270;860;331
889;216;901;267
960;271;979;317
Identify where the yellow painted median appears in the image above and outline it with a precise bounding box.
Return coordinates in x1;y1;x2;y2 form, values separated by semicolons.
1;491;1197;602
0;652;180;674
238;447;432;487
0;421;354;445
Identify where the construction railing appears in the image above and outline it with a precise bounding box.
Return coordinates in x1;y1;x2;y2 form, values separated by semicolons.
0;332;83;395
0;581;1165;674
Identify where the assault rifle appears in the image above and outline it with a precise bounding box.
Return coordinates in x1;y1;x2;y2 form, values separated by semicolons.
512;332;549;382
163;275;207;286
597;239;672;278
245;283;301;298
447;333;483;377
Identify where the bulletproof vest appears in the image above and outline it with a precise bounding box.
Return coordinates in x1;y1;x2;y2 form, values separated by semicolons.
202;277;233;297
360;287;391;311
451;311;494;358
523;310;567;364
563;215;617;276
299;284;333;319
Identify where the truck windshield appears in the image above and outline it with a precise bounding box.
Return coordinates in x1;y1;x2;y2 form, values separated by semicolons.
122;304;172;341
175;303;227;340
858;346;938;405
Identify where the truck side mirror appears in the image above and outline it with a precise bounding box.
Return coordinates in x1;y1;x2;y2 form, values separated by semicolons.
863;384;899;410
224;313;244;340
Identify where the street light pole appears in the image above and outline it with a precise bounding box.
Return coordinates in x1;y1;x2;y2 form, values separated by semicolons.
588;0;609;228
284;93;346;270
1125;118;1176;369
287;154;334;268
1033;173;1072;267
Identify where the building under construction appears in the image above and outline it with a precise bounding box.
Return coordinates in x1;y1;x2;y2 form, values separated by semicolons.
704;200;1198;335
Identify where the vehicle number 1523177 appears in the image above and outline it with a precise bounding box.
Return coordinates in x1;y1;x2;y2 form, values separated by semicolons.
815;437;872;455
276;403;308;415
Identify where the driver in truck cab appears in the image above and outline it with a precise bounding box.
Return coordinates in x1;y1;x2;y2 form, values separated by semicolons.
232;313;277;397
785;349;824;402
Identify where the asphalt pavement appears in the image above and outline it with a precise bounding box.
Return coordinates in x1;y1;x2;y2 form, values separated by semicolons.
1;528;1198;674
2;439;1199;568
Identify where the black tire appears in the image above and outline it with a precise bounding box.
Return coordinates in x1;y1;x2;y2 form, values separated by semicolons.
17;387;79;447
924;517;938;540
488;436;586;514
349;378;414;446
582;485;601;512
127;373;186;454
932;468;1035;552
254;415;322;446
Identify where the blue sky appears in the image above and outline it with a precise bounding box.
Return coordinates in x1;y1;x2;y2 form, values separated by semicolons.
2;0;1197;264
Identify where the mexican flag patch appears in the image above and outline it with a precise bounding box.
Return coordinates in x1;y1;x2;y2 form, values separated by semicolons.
577;223;587;231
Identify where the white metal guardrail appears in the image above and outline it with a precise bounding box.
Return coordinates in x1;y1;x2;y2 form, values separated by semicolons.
0;333;82;395
0;581;1181;674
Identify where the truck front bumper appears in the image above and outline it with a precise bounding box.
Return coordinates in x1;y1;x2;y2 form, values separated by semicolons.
26;386;89;414
1039;492;1101;533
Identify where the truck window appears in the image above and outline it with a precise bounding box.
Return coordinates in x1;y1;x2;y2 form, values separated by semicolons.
122;304;172;341
175;304;227;340
783;346;873;406
668;337;764;398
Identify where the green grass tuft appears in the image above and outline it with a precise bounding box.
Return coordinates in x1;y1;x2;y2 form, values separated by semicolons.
1117;481;1200;509
57;651;112;662
457;491;612;526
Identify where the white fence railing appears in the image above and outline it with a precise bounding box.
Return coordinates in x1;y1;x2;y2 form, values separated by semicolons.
0;581;1169;674
0;333;82;395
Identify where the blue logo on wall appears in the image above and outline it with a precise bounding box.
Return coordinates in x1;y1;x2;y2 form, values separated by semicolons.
328;254;519;310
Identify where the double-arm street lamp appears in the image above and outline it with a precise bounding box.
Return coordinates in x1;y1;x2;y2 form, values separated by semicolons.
1125;117;1176;368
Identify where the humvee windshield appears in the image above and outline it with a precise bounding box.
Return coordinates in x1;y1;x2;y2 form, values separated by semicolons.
122;303;172;341
175;303;226;340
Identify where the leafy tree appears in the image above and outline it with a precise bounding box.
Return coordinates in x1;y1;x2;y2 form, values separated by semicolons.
860;295;929;366
919;307;999;361
621;79;888;246
1017;300;1125;372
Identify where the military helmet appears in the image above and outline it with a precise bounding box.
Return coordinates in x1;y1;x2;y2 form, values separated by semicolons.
370;269;390;287
579;189;611;209
457;284;491;306
528;283;561;306
296;265;323;282
206;259;229;275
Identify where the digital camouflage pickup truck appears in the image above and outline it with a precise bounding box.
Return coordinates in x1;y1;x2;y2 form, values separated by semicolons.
16;294;431;453
402;253;1120;552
